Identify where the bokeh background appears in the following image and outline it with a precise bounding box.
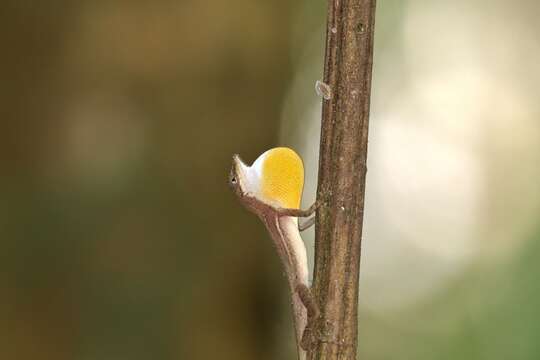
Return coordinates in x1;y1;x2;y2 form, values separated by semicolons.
2;1;540;359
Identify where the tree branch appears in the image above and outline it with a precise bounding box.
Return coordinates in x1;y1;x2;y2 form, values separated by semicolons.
308;1;376;359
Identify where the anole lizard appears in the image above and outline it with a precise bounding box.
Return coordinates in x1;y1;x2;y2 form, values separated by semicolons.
228;147;320;360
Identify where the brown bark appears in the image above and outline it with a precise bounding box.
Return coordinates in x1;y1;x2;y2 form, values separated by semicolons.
308;0;376;359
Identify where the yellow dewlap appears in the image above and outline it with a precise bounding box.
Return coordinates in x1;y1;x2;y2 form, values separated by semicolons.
261;147;304;209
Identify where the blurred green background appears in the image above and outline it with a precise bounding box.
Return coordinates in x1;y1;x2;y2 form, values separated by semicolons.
2;1;540;359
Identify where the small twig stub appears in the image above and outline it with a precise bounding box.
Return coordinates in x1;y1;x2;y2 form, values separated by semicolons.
315;80;332;100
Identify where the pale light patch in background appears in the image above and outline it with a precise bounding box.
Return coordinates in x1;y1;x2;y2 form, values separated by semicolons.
282;0;540;310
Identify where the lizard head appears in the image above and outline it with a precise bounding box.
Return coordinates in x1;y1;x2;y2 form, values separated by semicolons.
229;147;304;209
229;153;251;200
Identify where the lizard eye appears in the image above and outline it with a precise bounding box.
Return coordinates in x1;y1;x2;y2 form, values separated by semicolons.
231;177;237;184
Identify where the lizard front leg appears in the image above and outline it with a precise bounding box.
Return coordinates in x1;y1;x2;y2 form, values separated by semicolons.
276;200;321;218
298;216;315;231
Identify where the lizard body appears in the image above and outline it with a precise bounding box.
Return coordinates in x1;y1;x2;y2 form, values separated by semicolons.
228;148;318;360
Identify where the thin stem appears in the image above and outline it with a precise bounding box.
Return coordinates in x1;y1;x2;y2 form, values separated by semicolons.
308;0;376;359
